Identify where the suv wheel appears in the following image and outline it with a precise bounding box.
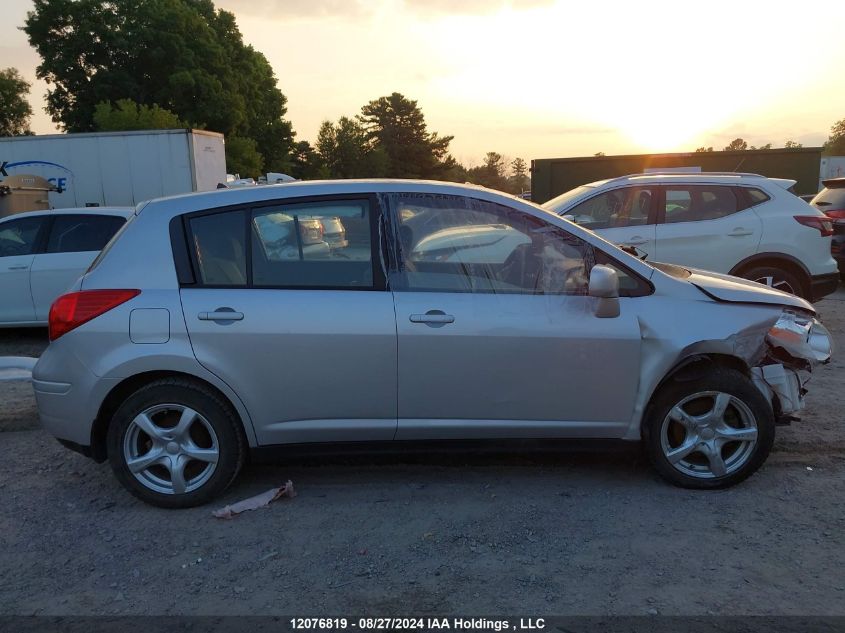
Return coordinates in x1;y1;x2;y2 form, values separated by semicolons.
643;368;774;489
741;265;805;298
107;378;245;508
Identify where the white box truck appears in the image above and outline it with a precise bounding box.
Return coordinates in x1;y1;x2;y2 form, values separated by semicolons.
0;129;226;209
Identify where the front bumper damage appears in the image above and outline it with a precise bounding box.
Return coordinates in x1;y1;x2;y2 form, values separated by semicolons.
749;311;832;424
751;364;808;424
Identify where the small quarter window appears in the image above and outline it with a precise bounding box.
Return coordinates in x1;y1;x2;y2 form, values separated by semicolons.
746;188;771;205
189;211;247;286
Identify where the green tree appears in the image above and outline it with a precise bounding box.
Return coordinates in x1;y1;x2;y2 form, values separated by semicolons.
594;151;606;157
695;146;714;152
317;117;387;179
288;140;325;180
750;143;772;150
24;0;293;169
823;119;845;155
359;92;456;179
93;99;185;131
466;152;510;192
509;157;529;194
724;138;748;151
225;136;263;178
0;68;33;136
784;140;803;149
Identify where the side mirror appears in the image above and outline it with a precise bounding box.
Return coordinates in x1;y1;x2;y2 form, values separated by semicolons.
589;264;620;318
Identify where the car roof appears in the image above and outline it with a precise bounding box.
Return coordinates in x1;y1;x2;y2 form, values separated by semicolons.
0;207;134;222
584;172;779;187
139;179;533;217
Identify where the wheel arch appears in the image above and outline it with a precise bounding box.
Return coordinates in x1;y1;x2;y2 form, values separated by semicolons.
90;370;251;463
641;352;753;440
728;252;811;296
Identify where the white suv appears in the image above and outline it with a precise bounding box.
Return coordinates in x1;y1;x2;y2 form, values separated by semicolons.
543;173;839;301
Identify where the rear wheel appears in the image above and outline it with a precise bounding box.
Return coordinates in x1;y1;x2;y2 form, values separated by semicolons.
740;265;806;299
643;368;775;489
107;378;245;508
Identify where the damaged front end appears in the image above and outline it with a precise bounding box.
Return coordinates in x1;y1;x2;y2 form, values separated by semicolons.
752;310;833;425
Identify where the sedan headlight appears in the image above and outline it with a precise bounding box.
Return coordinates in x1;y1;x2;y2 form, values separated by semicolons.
767;311;833;364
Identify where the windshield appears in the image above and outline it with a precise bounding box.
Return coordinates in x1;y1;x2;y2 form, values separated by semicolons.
542;185;595;212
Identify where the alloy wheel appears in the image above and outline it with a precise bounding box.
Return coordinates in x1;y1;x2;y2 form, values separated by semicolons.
752;274;795;295
659;391;759;479
122;404;219;495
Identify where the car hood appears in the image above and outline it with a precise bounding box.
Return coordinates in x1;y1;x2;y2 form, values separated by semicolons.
684;267;814;312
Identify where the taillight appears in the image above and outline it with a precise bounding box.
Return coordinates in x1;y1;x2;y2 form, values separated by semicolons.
823;209;845;220
794;215;834;237
49;289;140;341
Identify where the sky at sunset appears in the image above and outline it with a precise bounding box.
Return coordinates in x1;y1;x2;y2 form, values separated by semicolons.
3;0;844;165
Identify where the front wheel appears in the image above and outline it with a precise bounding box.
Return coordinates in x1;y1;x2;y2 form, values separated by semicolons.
643;368;775;489
107;378;245;508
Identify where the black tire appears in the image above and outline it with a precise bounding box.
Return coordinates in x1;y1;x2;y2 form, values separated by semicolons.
642;367;775;489
740;265;807;299
106;378;245;508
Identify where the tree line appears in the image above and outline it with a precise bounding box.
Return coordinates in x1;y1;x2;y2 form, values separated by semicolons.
0;0;843;190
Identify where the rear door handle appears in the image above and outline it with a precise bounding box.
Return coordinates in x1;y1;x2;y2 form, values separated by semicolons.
198;310;244;321
621;237;648;246
410;311;455;324
727;229;753;236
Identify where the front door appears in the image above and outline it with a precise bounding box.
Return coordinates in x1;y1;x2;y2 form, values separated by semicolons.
0;216;47;323
179;197;397;445
564;186;658;260
387;193;644;440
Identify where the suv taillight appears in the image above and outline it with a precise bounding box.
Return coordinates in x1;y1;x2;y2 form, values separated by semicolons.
794;215;834;237
823;209;845;220
49;290;140;341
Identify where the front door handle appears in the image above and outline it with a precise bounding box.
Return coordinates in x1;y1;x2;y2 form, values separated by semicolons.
621;237;648;246
7;265;29;271
410;310;455;325
727;228;753;237
198;309;244;322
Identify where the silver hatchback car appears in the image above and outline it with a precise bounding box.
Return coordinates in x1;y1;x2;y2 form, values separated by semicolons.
33;180;833;508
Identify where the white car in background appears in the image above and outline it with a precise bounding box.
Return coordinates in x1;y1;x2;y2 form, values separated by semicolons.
0;207;131;326
543;173;839;301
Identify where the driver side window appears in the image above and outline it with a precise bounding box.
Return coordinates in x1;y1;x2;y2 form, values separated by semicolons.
567;187;656;230
389;193;593;295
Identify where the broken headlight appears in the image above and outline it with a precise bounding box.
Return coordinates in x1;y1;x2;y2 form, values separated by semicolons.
767;310;833;364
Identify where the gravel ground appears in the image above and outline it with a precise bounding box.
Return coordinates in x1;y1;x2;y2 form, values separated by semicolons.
1;289;844;616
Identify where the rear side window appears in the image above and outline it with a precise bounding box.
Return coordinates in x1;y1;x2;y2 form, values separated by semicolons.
185;199;375;289
46;215;126;253
662;185;739;223
251;200;373;288
0;216;45;257
189;211;248;286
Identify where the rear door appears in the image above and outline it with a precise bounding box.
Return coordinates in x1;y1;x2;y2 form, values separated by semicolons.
0;215;48;323
178;196;398;445
30;214;127;320
563;186;658;259
654;184;763;273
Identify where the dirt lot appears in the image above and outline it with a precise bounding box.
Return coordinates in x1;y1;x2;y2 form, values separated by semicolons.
1;289;844;616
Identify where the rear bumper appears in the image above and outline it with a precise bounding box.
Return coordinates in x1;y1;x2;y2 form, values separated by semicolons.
810;272;840;302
